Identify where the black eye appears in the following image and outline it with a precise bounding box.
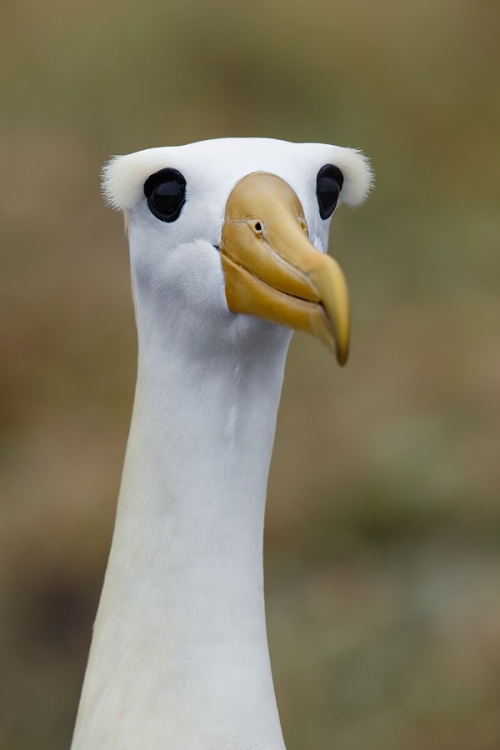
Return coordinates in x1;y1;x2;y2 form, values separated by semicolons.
316;164;344;220
144;168;186;222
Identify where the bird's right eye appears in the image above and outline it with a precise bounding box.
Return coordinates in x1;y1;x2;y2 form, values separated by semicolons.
316;164;344;220
144;168;186;222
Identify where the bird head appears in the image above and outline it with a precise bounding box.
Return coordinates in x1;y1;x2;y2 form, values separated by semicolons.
103;138;372;365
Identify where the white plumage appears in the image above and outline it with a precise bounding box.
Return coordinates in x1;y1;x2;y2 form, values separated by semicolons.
71;137;372;750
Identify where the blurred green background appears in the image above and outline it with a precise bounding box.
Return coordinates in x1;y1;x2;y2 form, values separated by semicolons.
1;1;500;748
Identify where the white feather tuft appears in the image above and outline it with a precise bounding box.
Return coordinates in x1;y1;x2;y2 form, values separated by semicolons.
101;149;166;211
329;146;374;207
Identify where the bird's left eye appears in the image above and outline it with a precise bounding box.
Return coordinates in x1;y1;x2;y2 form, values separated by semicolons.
316;164;344;220
144;168;186;222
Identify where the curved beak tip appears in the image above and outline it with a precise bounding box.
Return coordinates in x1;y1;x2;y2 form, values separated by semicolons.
337;346;349;367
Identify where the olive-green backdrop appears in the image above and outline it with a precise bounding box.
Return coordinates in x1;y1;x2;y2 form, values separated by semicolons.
1;1;500;748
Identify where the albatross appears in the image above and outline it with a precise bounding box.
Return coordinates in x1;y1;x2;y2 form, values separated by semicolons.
70;137;372;750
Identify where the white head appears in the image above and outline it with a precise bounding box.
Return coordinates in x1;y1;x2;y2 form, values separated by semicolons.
102;137;373;366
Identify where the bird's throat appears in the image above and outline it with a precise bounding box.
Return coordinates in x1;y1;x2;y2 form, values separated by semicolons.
71;325;291;750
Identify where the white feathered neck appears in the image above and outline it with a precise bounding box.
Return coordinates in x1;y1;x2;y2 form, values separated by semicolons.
71;307;292;750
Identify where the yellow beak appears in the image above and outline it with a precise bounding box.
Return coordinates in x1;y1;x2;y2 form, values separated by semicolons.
220;172;351;365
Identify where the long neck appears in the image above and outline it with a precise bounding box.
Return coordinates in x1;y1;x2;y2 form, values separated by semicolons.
71;313;291;750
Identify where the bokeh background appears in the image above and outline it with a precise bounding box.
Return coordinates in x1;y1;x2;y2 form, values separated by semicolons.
1;1;500;748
